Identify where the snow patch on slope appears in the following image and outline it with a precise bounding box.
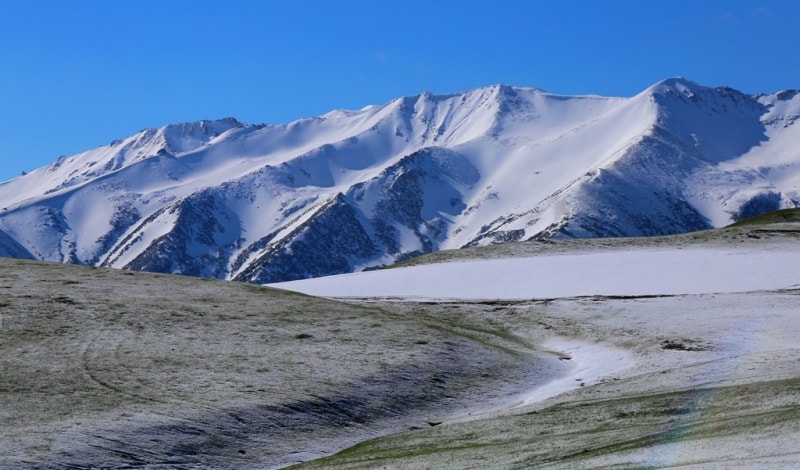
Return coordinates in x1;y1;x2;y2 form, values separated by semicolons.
268;246;800;300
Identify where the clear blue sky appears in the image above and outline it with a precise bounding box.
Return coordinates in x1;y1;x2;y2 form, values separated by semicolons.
1;0;797;183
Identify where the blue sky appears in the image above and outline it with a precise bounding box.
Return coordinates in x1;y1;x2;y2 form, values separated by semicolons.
1;0;797;183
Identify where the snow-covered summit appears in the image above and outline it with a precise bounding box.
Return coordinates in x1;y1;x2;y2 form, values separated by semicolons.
0;79;797;282
643;76;703;95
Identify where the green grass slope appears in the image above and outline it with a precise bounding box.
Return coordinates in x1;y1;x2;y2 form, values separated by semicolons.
727;207;800;225
0;258;556;468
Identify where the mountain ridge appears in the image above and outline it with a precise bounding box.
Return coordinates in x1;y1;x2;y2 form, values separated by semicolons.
1;78;798;281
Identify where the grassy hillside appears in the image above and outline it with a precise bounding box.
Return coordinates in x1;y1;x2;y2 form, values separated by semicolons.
726;207;800;227
3;208;800;468
0;258;553;468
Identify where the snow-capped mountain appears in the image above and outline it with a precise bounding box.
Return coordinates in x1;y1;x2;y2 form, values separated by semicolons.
0;78;798;282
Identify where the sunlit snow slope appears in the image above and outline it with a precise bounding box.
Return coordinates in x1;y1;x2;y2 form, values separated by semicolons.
0;79;798;282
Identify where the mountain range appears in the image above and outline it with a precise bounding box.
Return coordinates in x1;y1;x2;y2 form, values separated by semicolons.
1;78;798;283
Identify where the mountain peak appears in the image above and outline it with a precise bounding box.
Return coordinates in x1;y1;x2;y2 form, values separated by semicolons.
157;118;247;154
0;78;797;283
643;77;705;98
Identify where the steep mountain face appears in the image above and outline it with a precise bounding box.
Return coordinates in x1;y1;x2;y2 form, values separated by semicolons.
0;229;33;259
0;79;798;282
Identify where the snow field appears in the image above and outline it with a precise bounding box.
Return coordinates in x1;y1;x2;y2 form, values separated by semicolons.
269;245;800;300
